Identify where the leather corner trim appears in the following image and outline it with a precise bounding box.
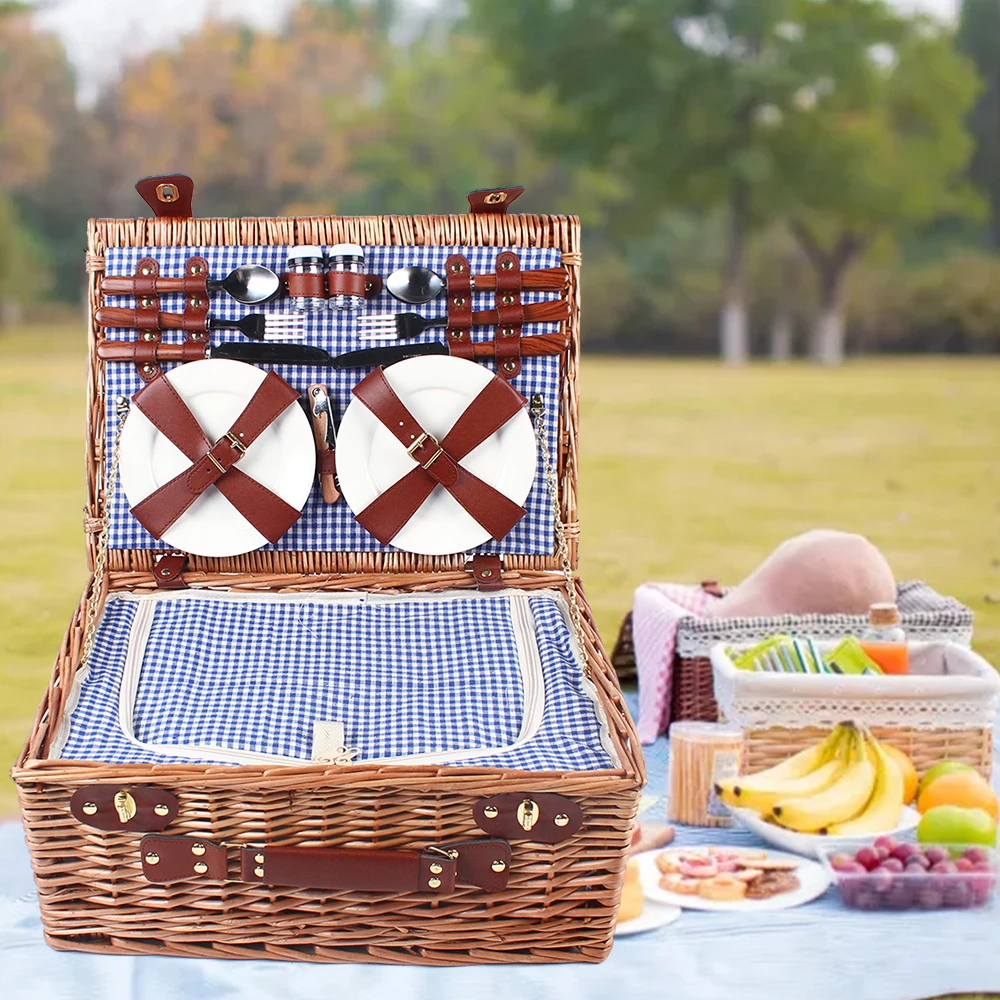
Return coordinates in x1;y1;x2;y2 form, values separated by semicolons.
474;793;582;843
70;785;179;832
135;174;194;219
468;186;525;215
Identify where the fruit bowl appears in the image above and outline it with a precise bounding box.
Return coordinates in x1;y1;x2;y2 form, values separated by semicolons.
820;841;997;911
728;804;920;860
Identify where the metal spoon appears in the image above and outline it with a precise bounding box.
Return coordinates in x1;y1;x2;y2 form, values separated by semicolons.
213;264;281;304
385;265;446;304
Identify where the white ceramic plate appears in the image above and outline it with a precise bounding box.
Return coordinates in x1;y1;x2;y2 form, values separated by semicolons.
336;355;537;555
614;899;682;937
119;359;315;557
727;805;921;860
637;847;831;912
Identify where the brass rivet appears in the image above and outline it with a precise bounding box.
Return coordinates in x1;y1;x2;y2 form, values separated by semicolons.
82;802;98;816
153;804;169;816
144;852;160;865
140;266;153;276
500;256;514;268
191;843;206;856
365;281;373;292
450;261;464;273
483;805;499;819
160;568;171;576
193;862;208;874
491;860;506;873
429;862;443;875
254;866;264;878
502;359;517;372
155;183;178;203
254;853;264;865
141;364;155;375
427;877;442;889
143;332;157;342
485;191;508;205
191;264;203;275
189;297;202;309
452;330;464;339
481;568;493;578
501;294;514;306
453;297;465;308
554;813;570;827
501;327;515;337
140;297;154;309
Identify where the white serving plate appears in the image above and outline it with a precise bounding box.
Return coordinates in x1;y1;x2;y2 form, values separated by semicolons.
727;805;921;860
614;899;682;937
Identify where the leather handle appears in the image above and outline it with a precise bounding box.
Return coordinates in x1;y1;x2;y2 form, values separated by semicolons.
135;174;194;218
101;275;209;295
470;332;567;357
472;267;567;292
96;307;205;331
97;341;208;362
462;298;568;328
240;845;457;893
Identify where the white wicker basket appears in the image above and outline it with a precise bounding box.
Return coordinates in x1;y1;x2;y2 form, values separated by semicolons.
711;641;1000;732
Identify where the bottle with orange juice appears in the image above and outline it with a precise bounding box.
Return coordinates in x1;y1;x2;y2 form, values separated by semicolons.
860;602;909;675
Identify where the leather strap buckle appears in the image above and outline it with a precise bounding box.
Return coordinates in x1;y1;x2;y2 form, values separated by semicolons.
208;431;248;474
224;431;248;455
406;431;444;469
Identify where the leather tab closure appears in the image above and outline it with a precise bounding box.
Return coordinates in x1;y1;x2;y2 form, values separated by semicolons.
182;256;210;342
474;793;583;843
153;553;188;590
440;839;511;892
470;554;503;591
468;186;525;215
71;785;179;831
135;174;195;219
130;256;162;382
140;836;227;882
494;251;523;379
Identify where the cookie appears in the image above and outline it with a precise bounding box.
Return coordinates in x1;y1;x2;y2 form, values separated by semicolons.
655;851;683;874
698;875;747;901
745;870;801;899
754;858;800;872
732;867;763;882
708;847;767;861
679;858;718;879
660;873;702;895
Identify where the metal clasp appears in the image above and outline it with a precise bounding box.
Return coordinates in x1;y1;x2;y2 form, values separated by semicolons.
405;431;444;469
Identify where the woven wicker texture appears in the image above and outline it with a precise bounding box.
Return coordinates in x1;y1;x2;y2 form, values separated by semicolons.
15;210;644;966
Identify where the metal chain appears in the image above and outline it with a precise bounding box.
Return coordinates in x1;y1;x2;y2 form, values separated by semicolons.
81;395;129;666
530;393;590;680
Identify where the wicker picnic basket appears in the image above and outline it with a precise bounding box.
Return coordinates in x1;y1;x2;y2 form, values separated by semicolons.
614;581;975;723
12;179;644;965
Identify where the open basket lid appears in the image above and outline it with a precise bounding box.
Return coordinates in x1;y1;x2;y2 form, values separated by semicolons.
85;181;581;577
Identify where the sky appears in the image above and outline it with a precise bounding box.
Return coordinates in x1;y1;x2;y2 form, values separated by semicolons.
31;0;961;105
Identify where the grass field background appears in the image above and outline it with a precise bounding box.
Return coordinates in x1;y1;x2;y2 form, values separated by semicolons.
2;324;999;816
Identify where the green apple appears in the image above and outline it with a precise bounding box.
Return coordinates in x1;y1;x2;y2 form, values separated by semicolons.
917;761;975;799
917;805;997;847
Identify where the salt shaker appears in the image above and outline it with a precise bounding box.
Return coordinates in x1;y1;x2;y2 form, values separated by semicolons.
286;245;327;311
327;243;366;311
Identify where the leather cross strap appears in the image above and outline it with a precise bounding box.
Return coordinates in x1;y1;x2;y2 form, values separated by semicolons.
140;836;512;894
350;367;528;546
129;370;303;543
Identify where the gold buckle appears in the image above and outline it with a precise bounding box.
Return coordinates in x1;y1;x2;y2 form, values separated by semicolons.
405;431;444;469
225;431;247;455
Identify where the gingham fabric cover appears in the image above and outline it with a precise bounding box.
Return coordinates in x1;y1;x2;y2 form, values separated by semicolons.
102;244;563;555
55;592;614;772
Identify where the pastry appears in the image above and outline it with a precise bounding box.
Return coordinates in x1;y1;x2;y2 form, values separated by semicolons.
745;870;801;899
655;850;683;874
679;857;718;879
698;875;747;901
732;867;764;882
754;858;800;872
660;873;702;895
617;862;644;923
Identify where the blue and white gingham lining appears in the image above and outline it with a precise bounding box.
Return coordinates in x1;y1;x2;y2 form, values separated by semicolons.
102;244;562;555
52;590;616;772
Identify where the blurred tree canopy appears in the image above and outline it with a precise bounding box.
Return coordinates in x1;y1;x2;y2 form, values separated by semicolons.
0;0;998;359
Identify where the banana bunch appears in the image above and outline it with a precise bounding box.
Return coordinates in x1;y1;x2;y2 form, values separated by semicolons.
715;723;906;835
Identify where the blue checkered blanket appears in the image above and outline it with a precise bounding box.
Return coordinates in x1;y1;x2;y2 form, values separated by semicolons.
102;244;563;555
53;589;615;772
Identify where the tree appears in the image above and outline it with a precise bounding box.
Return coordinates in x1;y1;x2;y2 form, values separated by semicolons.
958;0;1000;249
776;11;981;364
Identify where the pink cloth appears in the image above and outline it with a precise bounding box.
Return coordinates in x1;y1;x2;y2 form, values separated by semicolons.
634;583;719;743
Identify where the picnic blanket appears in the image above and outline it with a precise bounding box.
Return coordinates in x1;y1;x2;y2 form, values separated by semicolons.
2;692;996;1000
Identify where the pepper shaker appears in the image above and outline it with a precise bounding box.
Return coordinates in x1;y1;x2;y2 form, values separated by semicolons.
327;243;366;311
286;245;327;311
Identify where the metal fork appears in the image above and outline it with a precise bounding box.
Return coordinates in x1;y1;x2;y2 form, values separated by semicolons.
356;312;448;342
235;313;306;341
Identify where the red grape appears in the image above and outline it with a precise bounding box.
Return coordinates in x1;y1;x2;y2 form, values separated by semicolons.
954;857;974;873
854;847;879;871
923;847;950;866
891;843;921;863
962;847;991;866
930;860;958;875
880;857;904;873
874;836;898;853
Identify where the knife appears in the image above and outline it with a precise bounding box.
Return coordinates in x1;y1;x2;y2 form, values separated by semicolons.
308;383;340;504
96;332;569;367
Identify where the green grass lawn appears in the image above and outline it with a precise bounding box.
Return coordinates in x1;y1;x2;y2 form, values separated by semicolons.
2;325;999;820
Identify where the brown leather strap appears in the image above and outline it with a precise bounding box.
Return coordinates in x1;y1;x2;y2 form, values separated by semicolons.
285;271;327;301
129;371;303;543
71;786;179;832
350;367;527;545
182;256;211;342
140;836;511;893
494;251;523;379
326;270;368;298
471;554;503;591
129;257;162;381
153;553;188;590
444;253;474;360
135;174;194;219
468;186;525;214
